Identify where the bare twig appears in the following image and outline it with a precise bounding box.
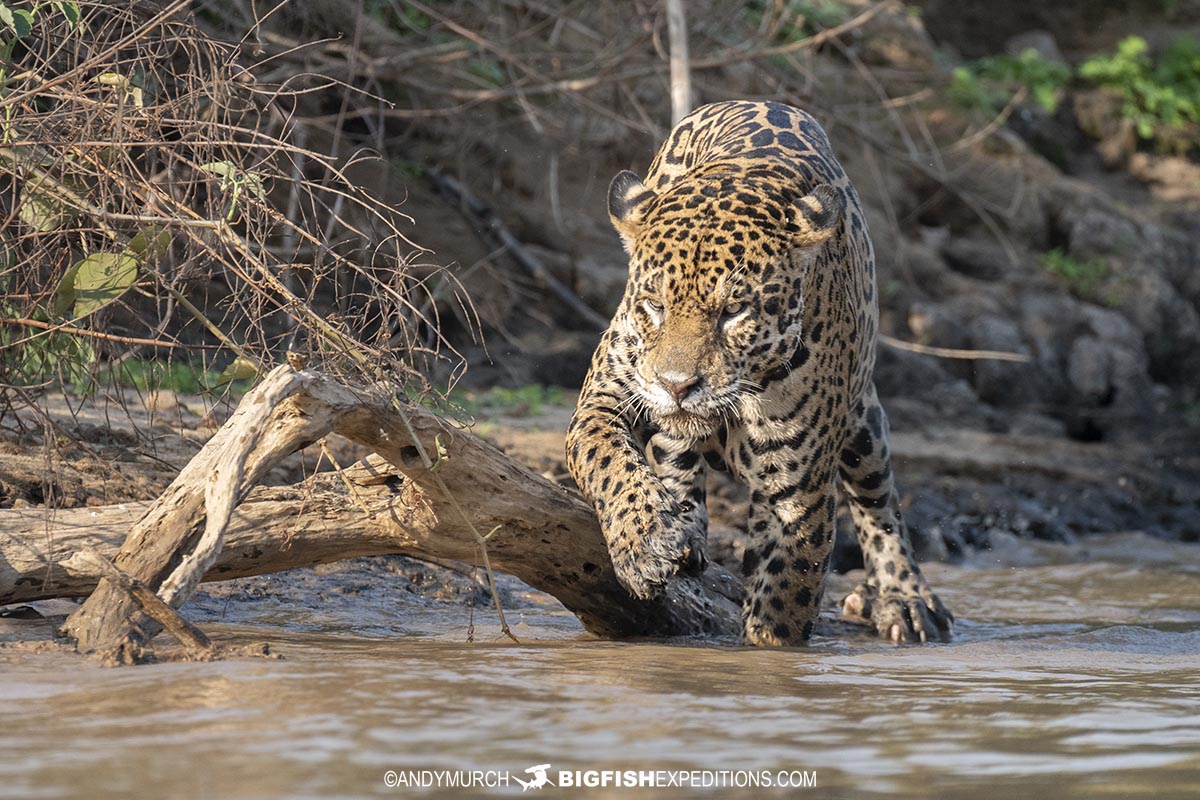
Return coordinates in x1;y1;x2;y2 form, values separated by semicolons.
427;167;611;330
881;334;1031;363
0;317;201;350
691;2;888;68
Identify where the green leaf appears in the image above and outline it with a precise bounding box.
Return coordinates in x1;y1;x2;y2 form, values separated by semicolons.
214;355;260;386
10;8;32;37
95;72;127;87
94;71;144;106
241;171;265;200
56;1;80;28
18;184;73;232
466;56;505;86
199;160;238;182
70;252;138;318
1;6;34;39
127;226;172;264
52;260;81;318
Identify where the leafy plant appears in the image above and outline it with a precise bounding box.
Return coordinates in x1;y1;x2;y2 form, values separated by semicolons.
56;252;139;318
949;67;1005;115
365;0;432;34
789;0;849;33
465;55;505;86
108;358;212;395
199;160;267;220
951;48;1071;114
104;356;261;396
391;158;424;180
1041;248;1110;298
95;70;144;108
1;2;80;144
0;299;94;392
0;2;77;44
1079;35;1200;140
745;0;850;43
446;384;568;418
0;244;145;391
0;4;34;40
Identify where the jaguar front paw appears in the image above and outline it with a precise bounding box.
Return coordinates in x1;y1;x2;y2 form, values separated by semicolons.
840;582;953;644
608;511;707;601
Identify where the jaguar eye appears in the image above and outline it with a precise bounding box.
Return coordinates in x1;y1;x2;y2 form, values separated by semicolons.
643;297;664;315
722;300;746;319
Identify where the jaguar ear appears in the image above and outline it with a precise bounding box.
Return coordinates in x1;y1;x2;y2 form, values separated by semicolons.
608;170;657;251
787;183;844;247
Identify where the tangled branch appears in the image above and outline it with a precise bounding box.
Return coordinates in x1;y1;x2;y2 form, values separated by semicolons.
0;0;470;416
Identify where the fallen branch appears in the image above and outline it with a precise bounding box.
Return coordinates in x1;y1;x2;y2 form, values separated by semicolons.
27;364;740;653
63;547;213;661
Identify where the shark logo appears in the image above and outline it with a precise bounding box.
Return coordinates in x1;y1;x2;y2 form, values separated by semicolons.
514;764;553;791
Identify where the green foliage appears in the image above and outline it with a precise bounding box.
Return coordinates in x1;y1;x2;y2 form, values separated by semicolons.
199;160;266;220
109;358;212;395
105;357;259;397
746;0;850;42
951;49;1071;114
954;35;1200;150
59;252;139;318
94;70;143;107
789;0;849;33
1041;248;1110;298
51;0;77;27
0;2;77;47
16;179;76;231
949;67;1005;115
0;4;34;40
0;313;94;392
466;56;505;86
125;225;172;265
448;384;568;418
391;158;424;180
213;355;260;387
365;0;432;34
1079;35;1200;140
1;236;148;391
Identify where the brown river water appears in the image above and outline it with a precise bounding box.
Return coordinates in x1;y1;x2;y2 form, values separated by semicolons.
2;532;1199;799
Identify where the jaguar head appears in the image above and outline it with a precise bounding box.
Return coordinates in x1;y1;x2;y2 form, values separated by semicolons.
607;170;843;434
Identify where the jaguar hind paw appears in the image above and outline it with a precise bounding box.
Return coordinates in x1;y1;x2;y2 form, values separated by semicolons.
840;582;953;644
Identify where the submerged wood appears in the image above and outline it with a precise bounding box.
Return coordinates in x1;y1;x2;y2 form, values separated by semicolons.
5;365;741;650
65;547;214;660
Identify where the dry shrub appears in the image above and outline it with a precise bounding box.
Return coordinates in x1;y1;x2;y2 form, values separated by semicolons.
0;0;470;431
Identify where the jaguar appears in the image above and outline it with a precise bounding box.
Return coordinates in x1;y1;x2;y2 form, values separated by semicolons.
566;100;953;646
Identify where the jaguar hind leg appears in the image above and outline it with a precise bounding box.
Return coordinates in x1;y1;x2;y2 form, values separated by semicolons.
740;480;835;647
838;384;953;643
734;411;839;648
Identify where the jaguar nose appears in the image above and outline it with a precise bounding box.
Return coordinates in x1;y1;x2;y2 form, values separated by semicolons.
659;371;702;403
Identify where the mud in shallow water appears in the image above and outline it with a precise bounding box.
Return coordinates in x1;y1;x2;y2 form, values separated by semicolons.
2;533;1199;799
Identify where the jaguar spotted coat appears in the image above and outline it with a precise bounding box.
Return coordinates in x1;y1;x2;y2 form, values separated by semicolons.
566;101;953;646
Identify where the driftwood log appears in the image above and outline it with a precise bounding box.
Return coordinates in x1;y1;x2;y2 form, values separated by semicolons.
0;365;741;652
